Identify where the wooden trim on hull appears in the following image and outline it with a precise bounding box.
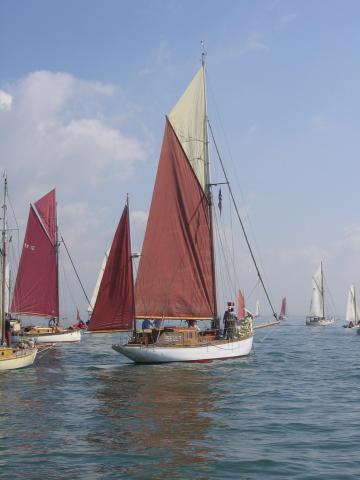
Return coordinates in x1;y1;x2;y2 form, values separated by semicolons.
112;336;253;364
15;330;81;344
0;348;37;370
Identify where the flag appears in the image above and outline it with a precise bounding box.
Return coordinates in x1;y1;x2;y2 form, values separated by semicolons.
218;188;222;215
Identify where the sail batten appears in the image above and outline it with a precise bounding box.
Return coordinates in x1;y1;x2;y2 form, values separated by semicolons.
88;204;134;332
135;119;216;320
10;190;59;318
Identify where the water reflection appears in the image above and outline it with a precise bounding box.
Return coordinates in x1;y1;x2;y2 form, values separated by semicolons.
90;363;221;478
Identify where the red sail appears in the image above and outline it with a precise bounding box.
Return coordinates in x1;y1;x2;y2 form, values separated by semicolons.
88;204;134;332
238;289;245;320
10;190;59;318
135;119;216;320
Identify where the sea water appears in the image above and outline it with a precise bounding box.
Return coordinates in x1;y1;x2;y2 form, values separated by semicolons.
1;318;360;479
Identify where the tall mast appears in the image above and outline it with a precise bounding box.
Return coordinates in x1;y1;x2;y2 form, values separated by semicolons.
128;195;137;335
55;192;59;320
321;261;324;318
202;41;218;319
1;175;7;344
354;286;358;325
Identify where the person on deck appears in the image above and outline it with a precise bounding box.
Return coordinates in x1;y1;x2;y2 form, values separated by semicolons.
5;318;11;347
223;302;236;339
142;319;153;330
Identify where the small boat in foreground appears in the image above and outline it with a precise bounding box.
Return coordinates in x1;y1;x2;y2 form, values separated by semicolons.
0;176;37;370
306;262;334;326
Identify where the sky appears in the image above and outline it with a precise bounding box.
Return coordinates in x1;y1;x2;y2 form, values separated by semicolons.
1;0;360;320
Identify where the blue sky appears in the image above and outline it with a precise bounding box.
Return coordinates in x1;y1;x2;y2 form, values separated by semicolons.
1;0;360;318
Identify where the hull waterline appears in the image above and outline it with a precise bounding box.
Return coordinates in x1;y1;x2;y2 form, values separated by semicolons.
0;347;37;370
112;336;253;363
15;329;81;344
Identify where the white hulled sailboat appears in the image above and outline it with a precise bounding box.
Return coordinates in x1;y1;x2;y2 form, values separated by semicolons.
306;262;334;326
10;189;81;343
344;285;360;329
0;176;37;370
106;57;277;363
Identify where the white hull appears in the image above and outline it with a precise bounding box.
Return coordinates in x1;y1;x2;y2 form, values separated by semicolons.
0;348;37;370
306;317;334;326
16;329;81;344
112;336;253;363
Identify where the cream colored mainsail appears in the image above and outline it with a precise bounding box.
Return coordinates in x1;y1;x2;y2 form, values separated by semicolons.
168;66;206;190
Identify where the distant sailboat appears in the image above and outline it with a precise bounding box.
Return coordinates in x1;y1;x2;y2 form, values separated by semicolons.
238;289;245;320
279;297;287;320
10;189;81;343
344;285;360;329
0;176;37;370
306;262;334;326
111;56;279;363
254;299;260;318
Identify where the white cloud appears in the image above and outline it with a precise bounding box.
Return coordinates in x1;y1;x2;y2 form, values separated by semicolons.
0;70;148;317
0;90;12;110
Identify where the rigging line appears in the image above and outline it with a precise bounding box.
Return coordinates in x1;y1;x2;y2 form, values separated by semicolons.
58;248;77;311
213;203;234;297
59;233;91;307
206;74;275;305
208;119;277;319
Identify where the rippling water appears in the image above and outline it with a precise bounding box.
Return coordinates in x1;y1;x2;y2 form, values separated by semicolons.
1;318;360;479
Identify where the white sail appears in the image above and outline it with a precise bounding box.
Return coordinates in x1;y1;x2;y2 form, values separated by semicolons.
309;265;324;317
168;67;206;190
255;299;260;318
346;285;359;324
88;250;109;313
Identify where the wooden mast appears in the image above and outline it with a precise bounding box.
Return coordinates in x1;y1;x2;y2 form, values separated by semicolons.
0;175;6;344
202;42;218;321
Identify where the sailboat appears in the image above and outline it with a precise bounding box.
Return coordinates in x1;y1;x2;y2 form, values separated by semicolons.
344;285;360;329
254;299;260;318
88;200;134;334
238;289;245;320
0;176;37;370
110;59;264;363
10;189;81;343
279;297;287;320
306;262;334;326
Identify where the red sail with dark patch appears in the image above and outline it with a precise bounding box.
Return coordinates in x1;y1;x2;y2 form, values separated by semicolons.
238;289;245;320
135;119;216;320
10;190;59;318
88;204;134;331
